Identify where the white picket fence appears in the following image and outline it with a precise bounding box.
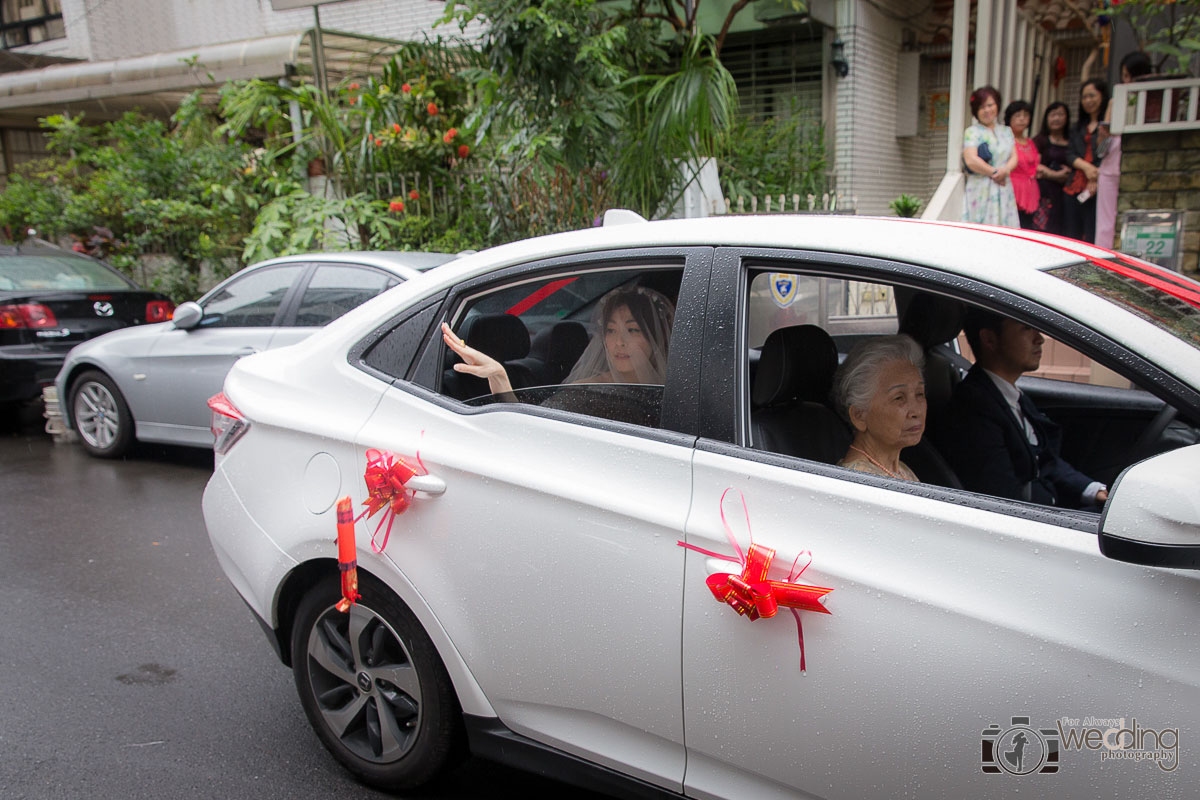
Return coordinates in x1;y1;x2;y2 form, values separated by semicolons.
719;191;857;215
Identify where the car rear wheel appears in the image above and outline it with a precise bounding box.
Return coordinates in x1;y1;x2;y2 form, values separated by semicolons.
70;370;133;458
291;573;461;791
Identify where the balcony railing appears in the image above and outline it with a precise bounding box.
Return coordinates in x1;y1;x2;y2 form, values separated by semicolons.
1110;77;1200;135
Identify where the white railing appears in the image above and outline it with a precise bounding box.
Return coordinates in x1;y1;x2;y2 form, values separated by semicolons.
717;192;856;215
1111;77;1200;134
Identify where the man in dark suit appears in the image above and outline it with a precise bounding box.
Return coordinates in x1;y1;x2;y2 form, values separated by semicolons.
936;309;1107;507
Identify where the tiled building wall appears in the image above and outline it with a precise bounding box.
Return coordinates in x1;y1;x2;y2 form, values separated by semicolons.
1119;129;1200;277
834;0;930;216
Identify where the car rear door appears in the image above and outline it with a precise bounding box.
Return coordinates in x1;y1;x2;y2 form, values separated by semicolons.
351;249;711;793
679;248;1200;799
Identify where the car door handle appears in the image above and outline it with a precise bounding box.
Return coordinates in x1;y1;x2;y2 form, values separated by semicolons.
234;347;259;356
406;473;446;496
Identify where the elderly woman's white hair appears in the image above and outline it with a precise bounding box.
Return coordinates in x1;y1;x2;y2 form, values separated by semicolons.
834;334;925;420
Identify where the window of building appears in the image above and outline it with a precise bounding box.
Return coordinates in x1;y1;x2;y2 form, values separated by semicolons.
0;0;64;48
721;25;824;126
1;128;50;182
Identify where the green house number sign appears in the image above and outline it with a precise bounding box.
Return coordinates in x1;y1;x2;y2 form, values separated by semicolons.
1120;210;1183;271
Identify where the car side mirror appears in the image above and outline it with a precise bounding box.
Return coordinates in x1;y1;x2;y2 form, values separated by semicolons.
1099;443;1200;569
172;301;203;330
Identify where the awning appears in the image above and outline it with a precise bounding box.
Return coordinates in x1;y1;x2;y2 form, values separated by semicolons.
0;28;408;123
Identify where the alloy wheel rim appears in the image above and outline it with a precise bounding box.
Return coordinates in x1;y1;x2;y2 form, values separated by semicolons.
74;382;119;449
306;602;422;763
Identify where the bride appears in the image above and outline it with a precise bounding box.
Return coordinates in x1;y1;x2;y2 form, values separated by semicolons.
442;285;675;396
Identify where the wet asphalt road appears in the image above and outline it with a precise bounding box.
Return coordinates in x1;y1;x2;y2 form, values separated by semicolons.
0;415;609;800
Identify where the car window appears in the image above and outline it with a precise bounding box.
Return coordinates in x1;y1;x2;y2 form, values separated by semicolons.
740;264;1200;514
292;264;398;327
1049;259;1200;349
748;271;897;348
200;265;304;328
442;266;683;429
360;300;442;381
0;253;135;291
958;332;1133;390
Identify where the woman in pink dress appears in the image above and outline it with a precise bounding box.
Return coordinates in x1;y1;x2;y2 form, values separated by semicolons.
1004;100;1040;230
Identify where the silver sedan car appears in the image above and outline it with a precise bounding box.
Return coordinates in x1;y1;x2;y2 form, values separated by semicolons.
55;251;456;457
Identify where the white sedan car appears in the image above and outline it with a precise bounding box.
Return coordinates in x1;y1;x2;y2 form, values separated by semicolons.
203;215;1200;799
55;250;455;457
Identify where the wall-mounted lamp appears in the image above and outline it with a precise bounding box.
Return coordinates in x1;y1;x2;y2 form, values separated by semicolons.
831;38;849;78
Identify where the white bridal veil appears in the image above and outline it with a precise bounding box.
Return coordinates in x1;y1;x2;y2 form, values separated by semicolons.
563;286;676;385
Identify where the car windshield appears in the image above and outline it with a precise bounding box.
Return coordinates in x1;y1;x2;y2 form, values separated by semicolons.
0;254;134;291
1049;260;1200;349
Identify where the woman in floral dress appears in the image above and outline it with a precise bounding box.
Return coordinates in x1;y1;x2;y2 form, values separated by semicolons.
961;85;1020;227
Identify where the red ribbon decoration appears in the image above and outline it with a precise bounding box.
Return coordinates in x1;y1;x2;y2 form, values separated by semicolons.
678;489;832;671
356;446;425;553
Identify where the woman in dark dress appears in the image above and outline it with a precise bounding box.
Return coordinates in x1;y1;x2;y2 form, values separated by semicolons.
1032;102;1071;236
1063;79;1109;243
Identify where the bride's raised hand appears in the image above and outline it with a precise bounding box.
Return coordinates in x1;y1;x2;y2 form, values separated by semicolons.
441;322;514;395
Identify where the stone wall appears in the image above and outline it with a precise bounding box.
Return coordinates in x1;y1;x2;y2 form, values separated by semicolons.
1117;129;1200;276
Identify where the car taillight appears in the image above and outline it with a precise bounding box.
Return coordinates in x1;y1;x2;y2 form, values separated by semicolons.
208;392;249;455
0;303;58;329
146;300;174;323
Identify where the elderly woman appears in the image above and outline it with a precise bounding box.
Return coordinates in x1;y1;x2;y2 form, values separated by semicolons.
833;335;927;481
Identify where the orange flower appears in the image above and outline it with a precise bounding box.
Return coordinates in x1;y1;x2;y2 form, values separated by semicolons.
426;102;438;116
393;123;402;133
349;96;356;105
389;200;405;212
401;83;411;93
442;127;458;143
457;144;470;158
408;189;420;200
375;137;385;147
349;82;360;90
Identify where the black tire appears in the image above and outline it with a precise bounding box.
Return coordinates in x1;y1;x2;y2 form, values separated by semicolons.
291;572;462;791
69;369;134;458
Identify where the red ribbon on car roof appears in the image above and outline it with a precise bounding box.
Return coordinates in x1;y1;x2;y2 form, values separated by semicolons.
678;489;832;671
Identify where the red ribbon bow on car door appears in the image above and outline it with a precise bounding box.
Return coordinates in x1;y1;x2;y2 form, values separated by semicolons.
678;489;832;671
356;447;425;553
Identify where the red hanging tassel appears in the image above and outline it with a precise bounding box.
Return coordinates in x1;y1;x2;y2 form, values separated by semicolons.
335;496;360;612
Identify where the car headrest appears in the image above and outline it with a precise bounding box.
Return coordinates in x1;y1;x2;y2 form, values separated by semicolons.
546;321;589;368
752;324;839;408
897;290;966;348
465;313;530;362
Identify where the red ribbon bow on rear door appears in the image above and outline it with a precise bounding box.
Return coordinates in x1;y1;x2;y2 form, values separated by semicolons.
356;447;425;553
678;489;832;671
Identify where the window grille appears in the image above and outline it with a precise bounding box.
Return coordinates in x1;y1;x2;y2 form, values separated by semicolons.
1;0;65;49
720;25;824;126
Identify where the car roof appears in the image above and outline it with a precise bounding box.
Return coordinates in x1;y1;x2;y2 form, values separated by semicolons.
249;250;458;278
446;215;1095;279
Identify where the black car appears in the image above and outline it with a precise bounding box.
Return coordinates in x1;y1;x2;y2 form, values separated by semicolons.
0;243;173;413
